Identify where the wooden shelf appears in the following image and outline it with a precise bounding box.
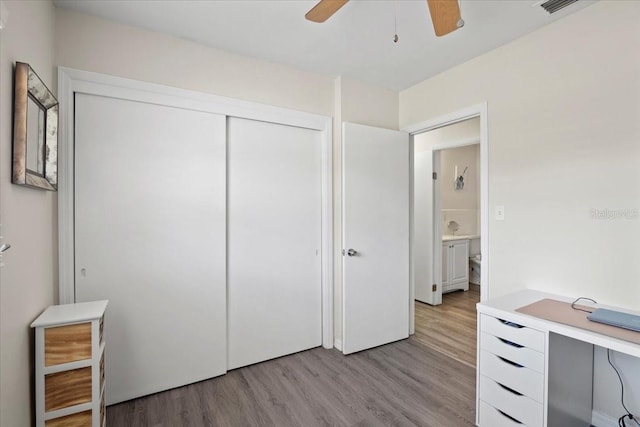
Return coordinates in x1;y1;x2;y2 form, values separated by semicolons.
33;301;108;427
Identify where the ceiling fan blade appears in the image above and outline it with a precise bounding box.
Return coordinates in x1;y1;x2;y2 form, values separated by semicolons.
426;0;462;37
305;0;349;23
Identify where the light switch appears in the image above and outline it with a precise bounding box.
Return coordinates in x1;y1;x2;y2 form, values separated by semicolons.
495;205;505;221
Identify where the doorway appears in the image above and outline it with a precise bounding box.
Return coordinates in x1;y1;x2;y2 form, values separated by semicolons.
405;104;488;367
414;119;481;302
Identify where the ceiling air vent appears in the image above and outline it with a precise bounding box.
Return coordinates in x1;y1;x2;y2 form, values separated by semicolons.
540;0;579;14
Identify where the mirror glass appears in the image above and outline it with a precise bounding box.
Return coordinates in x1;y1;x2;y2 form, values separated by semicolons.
26;96;45;175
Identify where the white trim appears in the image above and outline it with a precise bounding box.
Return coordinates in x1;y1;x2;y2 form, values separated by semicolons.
321;119;335;349
408;135;415;335
423;136;480;152
402;102;489;304
402;103;485;134
58;67;334;349
432;150;443;305
57;69;75;305
43;403;94;421
34;327;44;426
340;123;347;351
57;67;329;130
43;359;92;375
332;77;342;351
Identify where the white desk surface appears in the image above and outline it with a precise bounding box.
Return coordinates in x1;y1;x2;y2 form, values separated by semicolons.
477;289;640;359
31;300;108;328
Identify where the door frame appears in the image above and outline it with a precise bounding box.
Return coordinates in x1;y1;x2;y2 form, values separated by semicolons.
57;67;334;349
403;103;489;334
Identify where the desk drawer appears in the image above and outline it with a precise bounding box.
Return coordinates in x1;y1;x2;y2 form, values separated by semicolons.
480;350;544;403
479;400;529;427
479;375;543;427
481;332;544;373
481;314;545;352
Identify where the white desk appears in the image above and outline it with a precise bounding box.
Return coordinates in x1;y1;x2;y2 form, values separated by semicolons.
476;290;640;427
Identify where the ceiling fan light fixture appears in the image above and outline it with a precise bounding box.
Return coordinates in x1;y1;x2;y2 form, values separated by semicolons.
306;0;464;38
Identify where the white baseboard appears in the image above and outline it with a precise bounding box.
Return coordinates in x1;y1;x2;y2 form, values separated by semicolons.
592;410;618;427
334;338;342;351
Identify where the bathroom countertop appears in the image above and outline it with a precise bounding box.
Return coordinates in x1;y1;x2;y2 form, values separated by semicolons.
442;234;480;242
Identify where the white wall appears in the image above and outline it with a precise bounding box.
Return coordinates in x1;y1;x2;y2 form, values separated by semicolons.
340;77;399;131
0;1;57;426
440;144;480;235
55;9;334;116
401;1;640;421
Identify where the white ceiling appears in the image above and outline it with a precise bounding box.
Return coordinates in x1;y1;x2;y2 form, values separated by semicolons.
53;0;595;91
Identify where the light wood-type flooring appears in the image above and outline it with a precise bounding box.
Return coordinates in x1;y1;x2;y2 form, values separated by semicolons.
107;286;479;426
414;285;480;368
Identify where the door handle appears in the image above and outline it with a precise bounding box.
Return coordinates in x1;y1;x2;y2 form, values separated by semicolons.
347;248;358;257
0;244;10;253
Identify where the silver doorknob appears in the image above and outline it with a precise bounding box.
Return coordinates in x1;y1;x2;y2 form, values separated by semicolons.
347;248;358;256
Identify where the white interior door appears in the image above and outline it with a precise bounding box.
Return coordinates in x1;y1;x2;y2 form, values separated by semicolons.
227;117;322;370
342;122;410;355
414;150;441;305
74;94;227;405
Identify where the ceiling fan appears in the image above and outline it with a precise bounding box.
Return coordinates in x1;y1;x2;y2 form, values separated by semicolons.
305;0;464;37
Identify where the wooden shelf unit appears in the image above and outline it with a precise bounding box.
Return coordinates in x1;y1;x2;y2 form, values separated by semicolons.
32;300;108;427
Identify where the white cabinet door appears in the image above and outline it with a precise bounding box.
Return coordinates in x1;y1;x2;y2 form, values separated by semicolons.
443;239;469;292
451;240;470;283
342;122;409;355
74;94;227;405
227;117;322;370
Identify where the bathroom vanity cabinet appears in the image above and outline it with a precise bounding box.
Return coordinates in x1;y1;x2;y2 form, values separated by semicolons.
442;239;469;293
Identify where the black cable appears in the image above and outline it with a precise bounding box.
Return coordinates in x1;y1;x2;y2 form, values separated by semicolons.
570;296;598;314
570;297;638;426
608;348;638;427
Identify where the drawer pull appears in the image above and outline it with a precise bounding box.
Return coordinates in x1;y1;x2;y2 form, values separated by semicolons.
497;408;524;424
497;318;524;329
497;337;524;348
496;381;523;396
497;355;524;368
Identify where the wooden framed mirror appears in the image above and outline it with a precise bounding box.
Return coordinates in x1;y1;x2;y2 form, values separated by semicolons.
13;62;58;191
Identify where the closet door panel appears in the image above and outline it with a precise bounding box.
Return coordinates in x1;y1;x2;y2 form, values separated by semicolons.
227;117;322;370
74;93;227;404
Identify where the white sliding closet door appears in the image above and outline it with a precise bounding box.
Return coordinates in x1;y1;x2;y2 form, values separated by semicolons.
74;94;227;405
227;117;322;370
